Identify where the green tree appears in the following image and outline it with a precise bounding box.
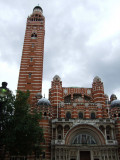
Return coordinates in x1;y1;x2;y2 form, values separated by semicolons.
0;91;15;160
0;90;44;160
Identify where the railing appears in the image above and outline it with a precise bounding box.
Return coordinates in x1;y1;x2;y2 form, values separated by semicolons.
106;140;118;145
52;118;115;124
51;139;65;145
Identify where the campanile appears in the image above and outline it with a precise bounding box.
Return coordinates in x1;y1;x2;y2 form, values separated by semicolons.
17;6;45;101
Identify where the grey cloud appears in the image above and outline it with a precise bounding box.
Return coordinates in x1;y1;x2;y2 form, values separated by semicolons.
0;0;120;99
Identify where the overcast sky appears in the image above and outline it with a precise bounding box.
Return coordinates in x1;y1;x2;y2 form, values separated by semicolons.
0;0;120;99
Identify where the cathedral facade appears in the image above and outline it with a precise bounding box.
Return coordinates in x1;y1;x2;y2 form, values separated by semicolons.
17;6;120;160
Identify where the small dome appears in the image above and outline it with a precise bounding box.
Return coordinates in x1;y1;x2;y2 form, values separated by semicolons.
33;5;43;13
111;100;120;109
93;76;101;82
53;75;61;81
37;97;51;106
110;94;117;101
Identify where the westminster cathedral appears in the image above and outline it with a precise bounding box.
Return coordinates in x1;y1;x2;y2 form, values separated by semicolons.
17;6;120;160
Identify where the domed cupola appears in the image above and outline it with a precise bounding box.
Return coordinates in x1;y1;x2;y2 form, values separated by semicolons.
53;75;61;81
110;94;117;102
92;76;104;104
93;76;101;83
37;97;51;119
111;100;120;109
37;97;51;106
33;5;43;13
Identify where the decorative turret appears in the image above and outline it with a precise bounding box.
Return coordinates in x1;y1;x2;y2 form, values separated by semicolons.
49;75;63;118
37;97;51;118
38;97;51;106
92;76;104;104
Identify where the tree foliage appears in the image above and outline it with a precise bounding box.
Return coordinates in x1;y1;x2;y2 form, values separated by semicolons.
0;90;44;159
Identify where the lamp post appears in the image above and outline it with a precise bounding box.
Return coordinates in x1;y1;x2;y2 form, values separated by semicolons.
0;82;11;120
0;82;11;147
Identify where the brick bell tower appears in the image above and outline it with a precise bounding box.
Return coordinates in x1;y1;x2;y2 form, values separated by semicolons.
17;6;45;102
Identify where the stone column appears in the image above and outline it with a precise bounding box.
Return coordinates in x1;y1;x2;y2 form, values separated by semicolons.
55;148;56;160
63;126;64;139
105;127;107;140
77;150;79;160
91;150;94;160
59;148;60;160
68;150;70;160
52;127;53;139
65;150;67;160
56;128;57;140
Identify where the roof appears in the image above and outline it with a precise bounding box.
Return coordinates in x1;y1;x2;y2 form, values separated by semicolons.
33;5;43;12
111;100;120;109
37;97;51;106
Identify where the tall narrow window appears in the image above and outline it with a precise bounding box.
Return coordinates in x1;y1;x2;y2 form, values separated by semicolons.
29;73;32;78
79;112;83;119
66;112;71;119
91;112;96;119
32;43;34;48
30;58;33;62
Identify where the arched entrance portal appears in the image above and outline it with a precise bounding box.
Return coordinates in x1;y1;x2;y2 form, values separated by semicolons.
51;124;118;160
65;124;105;145
65;124;105;160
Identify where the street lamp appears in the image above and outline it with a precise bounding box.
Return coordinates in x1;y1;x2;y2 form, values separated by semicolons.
0;82;10;97
0;82;11;118
0;82;11;146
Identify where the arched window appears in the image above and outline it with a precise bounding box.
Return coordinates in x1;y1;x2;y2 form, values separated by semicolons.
29;73;32;78
114;114;116;118
31;33;37;39
66;112;71;119
44;112;47;116
91;112;96;119
42;152;45;159
72;133;96;144
78;112;83;119
64;95;71;103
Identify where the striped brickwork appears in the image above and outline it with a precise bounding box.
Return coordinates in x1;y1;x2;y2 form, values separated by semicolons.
39;119;51;159
49;76;109;119
49;76;63;118
17;8;45;101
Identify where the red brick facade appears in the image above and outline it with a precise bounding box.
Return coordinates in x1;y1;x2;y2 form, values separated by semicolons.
17;6;120;160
